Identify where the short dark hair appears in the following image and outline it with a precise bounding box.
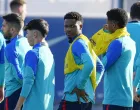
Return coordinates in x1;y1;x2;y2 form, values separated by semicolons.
2;13;24;31
130;1;140;19
10;0;26;10
64;12;83;23
24;19;49;37
106;8;128;28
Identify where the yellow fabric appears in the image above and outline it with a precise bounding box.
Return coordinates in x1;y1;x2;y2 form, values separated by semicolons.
64;34;97;90
91;27;130;56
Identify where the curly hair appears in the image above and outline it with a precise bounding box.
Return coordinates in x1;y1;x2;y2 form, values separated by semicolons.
130;1;140;19
106;8;128;28
24;19;49;37
64;11;83;23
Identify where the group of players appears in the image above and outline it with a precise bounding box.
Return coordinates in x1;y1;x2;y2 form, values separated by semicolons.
0;0;140;110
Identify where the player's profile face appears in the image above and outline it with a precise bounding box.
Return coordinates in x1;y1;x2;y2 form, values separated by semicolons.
64;19;81;38
1;20;12;39
107;19;116;33
26;30;34;46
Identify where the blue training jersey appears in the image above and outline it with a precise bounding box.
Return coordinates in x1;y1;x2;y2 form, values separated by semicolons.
0;32;6;86
20;42;55;110
4;35;31;97
102;36;136;107
63;36;104;103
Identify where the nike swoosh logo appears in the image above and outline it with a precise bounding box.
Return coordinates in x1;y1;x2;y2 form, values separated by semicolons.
47;35;67;47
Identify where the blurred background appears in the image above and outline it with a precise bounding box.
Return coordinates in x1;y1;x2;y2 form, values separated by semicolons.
0;0;139;110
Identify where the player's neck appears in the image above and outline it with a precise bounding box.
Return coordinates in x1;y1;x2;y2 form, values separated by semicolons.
11;32;19;39
34;38;46;46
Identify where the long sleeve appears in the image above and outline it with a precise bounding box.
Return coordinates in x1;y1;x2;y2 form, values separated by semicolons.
102;39;122;71
96;57;104;85
133;54;140;94
11;51;23;81
0;36;5;86
72;39;94;90
20;50;38;98
135;66;140;95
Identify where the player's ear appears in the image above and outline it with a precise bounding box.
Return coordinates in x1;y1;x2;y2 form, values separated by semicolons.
80;24;83;30
33;30;38;38
10;27;16;34
112;24;115;28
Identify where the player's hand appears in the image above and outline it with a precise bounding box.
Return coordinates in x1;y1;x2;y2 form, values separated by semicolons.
134;95;140;102
71;87;88;104
103;24;108;30
0;87;4;103
14;107;21;110
133;87;140;102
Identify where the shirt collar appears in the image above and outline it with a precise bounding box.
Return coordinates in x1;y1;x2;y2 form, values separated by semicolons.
69;34;81;43
128;20;140;23
33;42;47;49
10;35;19;42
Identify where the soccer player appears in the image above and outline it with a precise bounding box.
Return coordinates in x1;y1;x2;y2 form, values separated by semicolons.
127;1;140;64
0;32;6;103
102;8;135;110
5;0;27;44
10;0;27;21
1;13;31;110
4;0;27;45
14;19;55;110
127;2;140;109
58;12;104;110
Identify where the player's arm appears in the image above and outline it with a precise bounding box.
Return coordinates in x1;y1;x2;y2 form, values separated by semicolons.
102;39;122;71
133;54;140;95
0;37;5;103
15;50;38;109
96;57;104;85
72;39;94;90
10;51;23;83
0;39;5;87
70;39;94;103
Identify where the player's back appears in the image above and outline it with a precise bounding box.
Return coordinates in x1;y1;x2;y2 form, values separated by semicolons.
127;22;140;70
23;44;55;110
103;36;136;107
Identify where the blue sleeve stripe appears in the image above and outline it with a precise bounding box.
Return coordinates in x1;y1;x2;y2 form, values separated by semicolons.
105;39;122;70
5;42;23;79
72;39;89;58
25;50;39;76
0;43;5;64
96;57;104;73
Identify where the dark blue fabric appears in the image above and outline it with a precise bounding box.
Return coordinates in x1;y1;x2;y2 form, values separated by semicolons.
0;41;5;64
58;100;92;110
105;39;122;70
133;101;140;110
5;88;21;110
103;104;132;110
0;99;4;110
